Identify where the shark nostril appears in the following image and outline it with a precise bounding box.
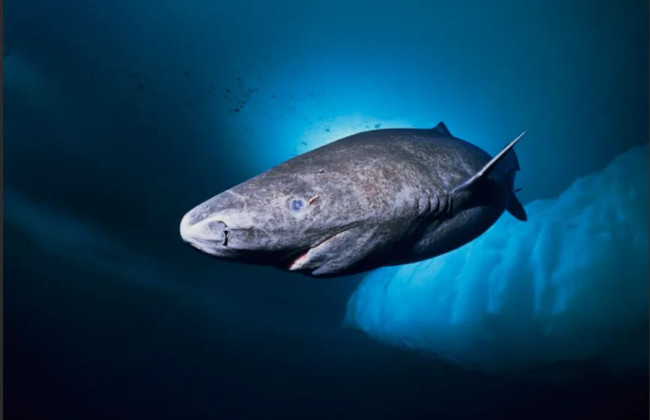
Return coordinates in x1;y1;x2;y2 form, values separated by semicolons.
205;220;229;245
206;220;227;231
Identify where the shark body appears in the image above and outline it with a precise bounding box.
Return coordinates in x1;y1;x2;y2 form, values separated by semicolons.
180;122;526;277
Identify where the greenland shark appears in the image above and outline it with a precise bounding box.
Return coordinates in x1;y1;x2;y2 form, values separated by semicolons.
180;122;526;277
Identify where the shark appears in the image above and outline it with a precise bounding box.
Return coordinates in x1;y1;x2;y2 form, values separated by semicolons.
180;122;526;277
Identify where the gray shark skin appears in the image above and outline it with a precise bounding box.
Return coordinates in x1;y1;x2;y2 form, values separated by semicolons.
180;122;527;277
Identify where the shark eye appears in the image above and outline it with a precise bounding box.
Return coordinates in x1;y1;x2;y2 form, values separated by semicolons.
290;198;304;212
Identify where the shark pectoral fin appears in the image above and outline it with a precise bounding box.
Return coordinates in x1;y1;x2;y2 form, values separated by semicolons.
469;131;525;183
450;132;527;218
290;228;372;276
311;234;369;276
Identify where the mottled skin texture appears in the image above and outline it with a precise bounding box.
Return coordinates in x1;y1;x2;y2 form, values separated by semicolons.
180;124;524;277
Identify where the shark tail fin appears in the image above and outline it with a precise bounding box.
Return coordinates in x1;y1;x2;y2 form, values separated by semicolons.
507;188;527;221
451;132;527;221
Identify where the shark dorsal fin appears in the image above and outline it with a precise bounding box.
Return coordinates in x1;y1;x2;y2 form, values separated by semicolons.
432;122;452;137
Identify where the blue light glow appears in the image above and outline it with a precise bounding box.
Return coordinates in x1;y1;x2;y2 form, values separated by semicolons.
345;144;649;373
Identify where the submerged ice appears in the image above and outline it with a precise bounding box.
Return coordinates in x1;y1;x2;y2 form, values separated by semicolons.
345;144;649;372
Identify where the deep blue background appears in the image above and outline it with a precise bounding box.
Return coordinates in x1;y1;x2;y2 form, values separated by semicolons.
4;0;648;418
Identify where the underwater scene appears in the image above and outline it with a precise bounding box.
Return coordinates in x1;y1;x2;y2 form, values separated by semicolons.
4;0;649;419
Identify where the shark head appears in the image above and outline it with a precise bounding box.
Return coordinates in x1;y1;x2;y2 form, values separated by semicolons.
179;160;407;276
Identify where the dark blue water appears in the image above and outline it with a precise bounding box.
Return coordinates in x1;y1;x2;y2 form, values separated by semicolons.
4;1;648;419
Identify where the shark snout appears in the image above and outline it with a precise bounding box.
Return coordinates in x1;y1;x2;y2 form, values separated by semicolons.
180;210;230;254
181;190;284;258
